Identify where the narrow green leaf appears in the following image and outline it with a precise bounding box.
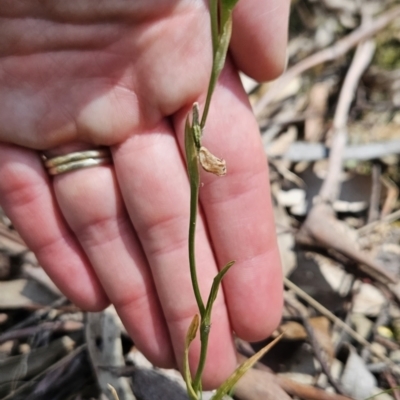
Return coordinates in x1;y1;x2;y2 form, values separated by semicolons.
185;109;205;315
192;261;234;391
219;0;238;37
220;0;240;11
200;15;232;130
184;314;200;400
187;314;200;345
216;20;232;71
205;261;235;316
211;334;284;400
219;5;233;30
185;115;199;185
209;0;219;54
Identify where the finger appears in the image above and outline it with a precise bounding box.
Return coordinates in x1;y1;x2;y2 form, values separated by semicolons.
173;59;283;342
0;143;108;310
112;121;236;389
231;0;291;81
51;156;174;367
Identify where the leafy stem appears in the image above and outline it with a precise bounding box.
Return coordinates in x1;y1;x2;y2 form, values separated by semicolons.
185;103;232;395
184;1;239;399
185;108;205;316
200;0;236;129
184;1;281;399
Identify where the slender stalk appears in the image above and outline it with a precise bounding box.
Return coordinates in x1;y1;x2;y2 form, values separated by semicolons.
187;126;205;316
184;2;239;398
200;78;216;130
210;0;219;55
193;318;211;392
200;10;233;129
188;184;205;314
200;0;219;129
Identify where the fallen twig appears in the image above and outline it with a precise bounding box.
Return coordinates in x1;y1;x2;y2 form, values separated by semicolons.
284;279;400;374
367;163;382;224
22;263;63;297
254;5;400;115
358;209;400;236
235;357;354;400
383;370;400;400
0;336;75;398
297;203;397;285
0;320;82;345
2;345;92;400
296;37;397;285
1;296;69;333
233;367;295;400
269;139;400;162
380;175;399;218
276;374;354;400
85;310;136;400
319;39;376;202
284;295;345;395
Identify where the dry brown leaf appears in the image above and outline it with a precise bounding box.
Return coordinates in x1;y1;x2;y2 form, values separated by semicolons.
199;146;226;176
233;368;291;400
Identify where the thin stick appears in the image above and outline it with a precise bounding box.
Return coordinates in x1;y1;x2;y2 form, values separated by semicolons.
108;384;120;400
0;320;82;345
295;35;396;286
276;374;354;400
367;163;382;224
319;39;376;203
2;297;69;332
383;371;400;400
284;277;400;374
358;209;400;235
285;296;345;394
254;5;400;115
284;278;369;346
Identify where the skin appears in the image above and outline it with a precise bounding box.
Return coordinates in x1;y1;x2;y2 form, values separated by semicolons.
0;0;290;389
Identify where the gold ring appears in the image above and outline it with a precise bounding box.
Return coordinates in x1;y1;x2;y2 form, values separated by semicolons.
42;148;112;176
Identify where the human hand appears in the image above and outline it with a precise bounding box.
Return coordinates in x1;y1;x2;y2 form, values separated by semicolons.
0;0;289;388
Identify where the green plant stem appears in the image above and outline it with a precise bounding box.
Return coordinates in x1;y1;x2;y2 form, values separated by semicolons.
187;126;210;393
200;6;233;129
184;2;239;398
210;0;219;55
193;318;211;393
200;68;217;130
188;139;205;316
200;0;219;129
184;315;200;400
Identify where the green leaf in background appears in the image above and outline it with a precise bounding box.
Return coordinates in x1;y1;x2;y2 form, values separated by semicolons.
211;334;284;400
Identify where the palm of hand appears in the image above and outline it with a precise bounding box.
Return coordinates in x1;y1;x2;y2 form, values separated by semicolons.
0;0;289;389
0;0;210;147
